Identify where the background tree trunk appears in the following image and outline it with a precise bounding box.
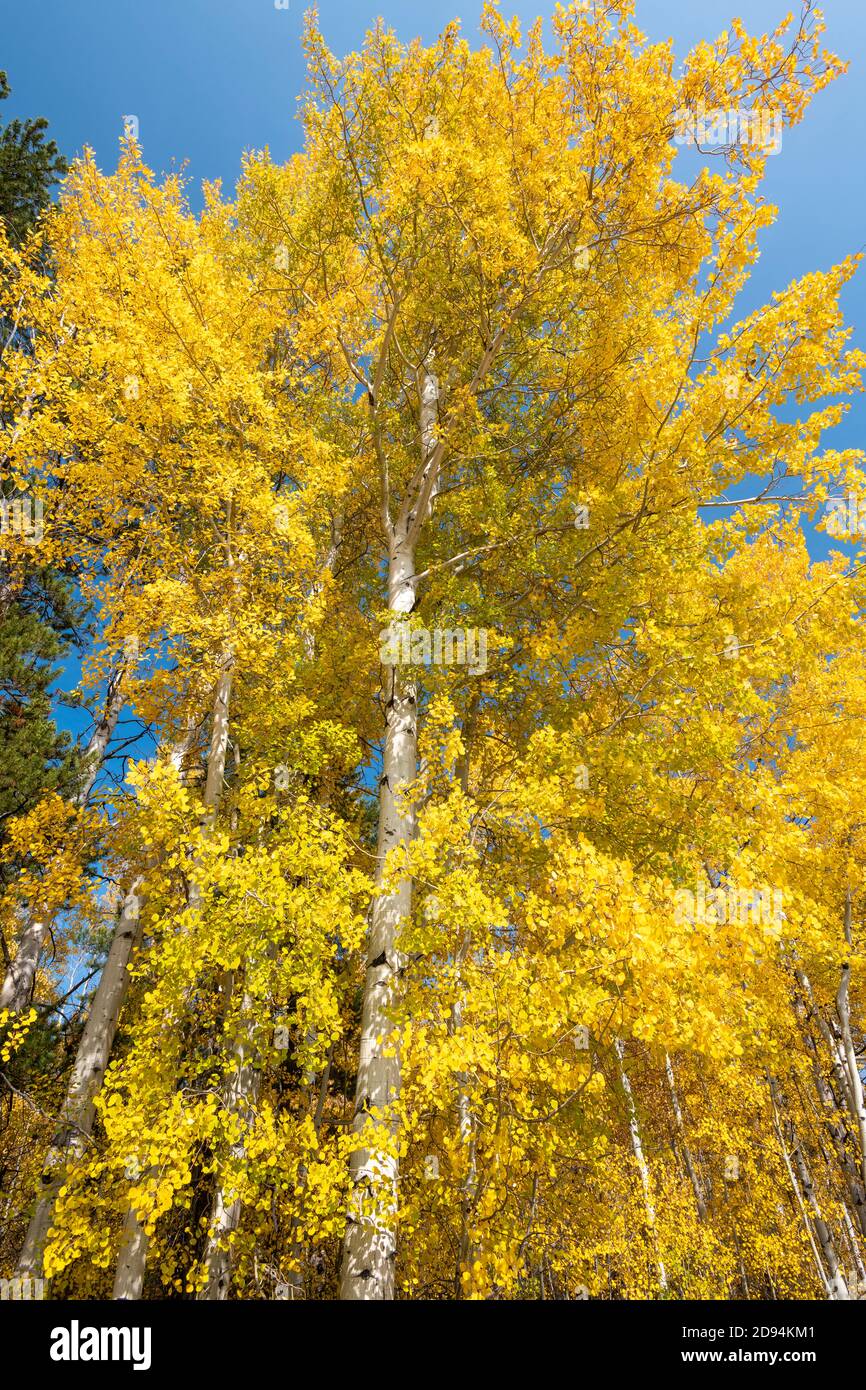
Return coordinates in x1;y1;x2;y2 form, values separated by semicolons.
112;673;232;1300
16;879;143;1278
616;1038;668;1293
0;662;127;1014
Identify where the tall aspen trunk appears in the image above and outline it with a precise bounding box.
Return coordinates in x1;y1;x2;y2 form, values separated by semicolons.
113;666;233;1301
0;663;127;1014
790;1138;850;1299
796;948;866;1257
615;1038;668;1293
339;541;416;1301
798;983;866;1239
769;1077;850;1299
17;732;194;1280
797;967;855;1109
836;890;866;1188
665;1053;707;1221
198;988;261;1300
770;1078;832;1293
76;662;128;808
841;1199;866;1290
200;658;232;833
16;880;143;1278
339;365;439;1299
453;726;478;1289
813;1059;866;1238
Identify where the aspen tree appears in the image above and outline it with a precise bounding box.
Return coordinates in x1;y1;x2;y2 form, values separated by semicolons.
16;728;195;1281
3;0;864;1303
0;663;127;1014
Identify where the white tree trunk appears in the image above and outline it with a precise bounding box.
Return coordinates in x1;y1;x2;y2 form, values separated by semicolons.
665;1053;706;1221
837;890;866;1189
791;1136;850;1299
797;965;865;1177
16;729;193;1280
770;1076;850;1299
75;662;127;809
339;365;438;1301
198;989;261;1300
797;966;856;1109
113;1206;150;1301
0;913;47;1015
200;658;232;832
798;979;866;1238
841;1198;866;1288
339;546;416;1300
112;674;232;1301
16;880;144;1278
615;1037;668;1293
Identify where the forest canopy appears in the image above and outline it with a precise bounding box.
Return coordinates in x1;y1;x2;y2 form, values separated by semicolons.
1;1;866;1303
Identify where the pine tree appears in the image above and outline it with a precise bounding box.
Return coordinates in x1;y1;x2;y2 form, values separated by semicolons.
0;72;66;248
0;72;83;960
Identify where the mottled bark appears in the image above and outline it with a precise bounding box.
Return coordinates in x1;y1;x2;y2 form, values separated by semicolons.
198;988;261;1300
16;880;144;1278
836;891;866;1190
616;1038;667;1293
665;1053;707;1221
770;1076;850;1300
339;567;416;1299
113;672;232;1301
340;369;439;1300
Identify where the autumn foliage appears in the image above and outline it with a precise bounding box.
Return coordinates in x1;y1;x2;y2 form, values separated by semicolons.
1;1;866;1301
